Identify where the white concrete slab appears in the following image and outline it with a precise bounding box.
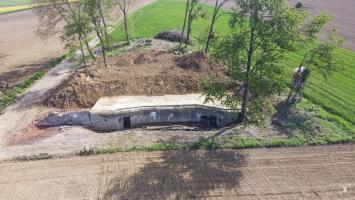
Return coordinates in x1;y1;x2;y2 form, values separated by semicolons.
91;94;229;112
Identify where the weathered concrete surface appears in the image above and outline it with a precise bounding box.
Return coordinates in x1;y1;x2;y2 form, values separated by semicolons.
90;105;238;131
37;95;239;131
1;144;355;199
37;111;90;128
92;94;230;111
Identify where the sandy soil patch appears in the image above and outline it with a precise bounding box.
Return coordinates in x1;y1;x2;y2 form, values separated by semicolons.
0;144;354;199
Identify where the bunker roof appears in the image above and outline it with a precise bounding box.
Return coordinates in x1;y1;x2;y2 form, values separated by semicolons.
91;94;229;112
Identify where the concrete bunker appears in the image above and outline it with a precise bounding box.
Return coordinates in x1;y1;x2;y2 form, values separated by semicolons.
38;94;239;132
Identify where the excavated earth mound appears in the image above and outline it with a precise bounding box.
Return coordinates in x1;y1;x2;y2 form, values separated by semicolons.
47;51;227;108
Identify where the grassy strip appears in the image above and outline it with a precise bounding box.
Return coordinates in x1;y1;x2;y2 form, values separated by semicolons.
92;132;354;155
0;4;32;14
93;134;355;154
0;0;32;7
51;54;67;67
95;143;183;154
0;71;45;112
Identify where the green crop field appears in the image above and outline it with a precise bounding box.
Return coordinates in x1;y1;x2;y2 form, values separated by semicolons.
0;0;31;7
0;0;32;14
111;0;231;42
111;0;355;143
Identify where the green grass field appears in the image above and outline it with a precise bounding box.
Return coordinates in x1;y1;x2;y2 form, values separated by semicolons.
111;0;355;142
111;0;231;42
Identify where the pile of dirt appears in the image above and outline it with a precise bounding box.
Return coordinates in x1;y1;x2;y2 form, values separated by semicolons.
47;51;227;108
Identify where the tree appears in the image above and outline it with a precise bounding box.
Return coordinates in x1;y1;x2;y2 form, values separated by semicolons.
84;0;109;67
179;0;190;48
185;0;206;47
33;0;95;65
201;0;306;122
96;0;112;48
116;0;131;45
286;14;343;104
204;0;228;53
179;0;206;48
60;1;92;68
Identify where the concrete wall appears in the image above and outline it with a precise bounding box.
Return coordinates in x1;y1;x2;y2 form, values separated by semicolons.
89;105;239;132
37;105;239;132
37;111;90;128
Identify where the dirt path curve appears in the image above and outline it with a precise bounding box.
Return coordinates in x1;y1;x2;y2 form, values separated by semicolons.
0;0;155;148
0;144;354;199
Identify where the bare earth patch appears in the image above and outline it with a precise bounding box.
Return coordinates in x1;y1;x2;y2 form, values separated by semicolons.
48;51;227;108
7;121;57;146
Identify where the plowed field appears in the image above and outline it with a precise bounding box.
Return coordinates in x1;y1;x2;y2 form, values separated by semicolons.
1;144;354;199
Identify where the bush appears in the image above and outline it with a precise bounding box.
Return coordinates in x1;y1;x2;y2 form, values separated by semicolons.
155;30;190;43
295;2;303;8
233;137;263;149
191;137;219;150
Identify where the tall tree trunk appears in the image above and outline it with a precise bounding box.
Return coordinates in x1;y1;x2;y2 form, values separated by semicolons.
239;22;255;122
97;0;110;48
205;0;219;53
93;19;107;67
78;34;87;69
123;11;130;45
84;39;95;60
179;0;190;48
185;7;193;47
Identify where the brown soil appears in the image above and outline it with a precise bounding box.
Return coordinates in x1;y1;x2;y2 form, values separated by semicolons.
1;144;355;199
7;121;57;146
48;51;227;108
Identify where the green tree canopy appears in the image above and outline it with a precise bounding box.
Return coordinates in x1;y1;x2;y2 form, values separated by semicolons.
201;0;307;122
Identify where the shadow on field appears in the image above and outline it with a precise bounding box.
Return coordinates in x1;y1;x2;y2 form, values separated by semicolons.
272;101;318;135
103;150;246;199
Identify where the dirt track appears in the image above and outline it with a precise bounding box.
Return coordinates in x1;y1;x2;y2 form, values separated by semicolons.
0;144;354;199
0;10;64;74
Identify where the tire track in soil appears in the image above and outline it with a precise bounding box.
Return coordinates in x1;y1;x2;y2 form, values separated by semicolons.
0;144;355;199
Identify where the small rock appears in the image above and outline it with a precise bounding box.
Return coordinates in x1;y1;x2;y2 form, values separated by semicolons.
79;145;95;155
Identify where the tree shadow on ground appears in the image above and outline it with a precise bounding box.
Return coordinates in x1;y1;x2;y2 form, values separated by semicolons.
272;101;319;135
103;150;246;199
